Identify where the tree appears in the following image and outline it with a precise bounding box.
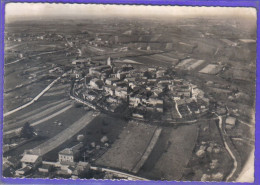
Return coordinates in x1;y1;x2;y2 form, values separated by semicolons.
20;122;34;139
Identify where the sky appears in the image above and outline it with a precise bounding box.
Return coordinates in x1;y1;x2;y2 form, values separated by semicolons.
5;3;256;21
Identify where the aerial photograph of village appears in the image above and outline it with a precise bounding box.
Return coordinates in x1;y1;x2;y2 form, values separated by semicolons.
2;4;256;182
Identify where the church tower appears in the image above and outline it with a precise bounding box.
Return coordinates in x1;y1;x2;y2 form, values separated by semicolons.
107;57;112;66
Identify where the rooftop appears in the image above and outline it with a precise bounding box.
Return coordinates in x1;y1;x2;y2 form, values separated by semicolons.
21;154;41;163
59;143;83;156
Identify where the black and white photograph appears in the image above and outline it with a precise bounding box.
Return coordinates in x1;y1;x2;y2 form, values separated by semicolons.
2;3;256;182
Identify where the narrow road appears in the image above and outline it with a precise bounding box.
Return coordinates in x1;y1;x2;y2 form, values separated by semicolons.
5;43;24;51
4;76;61;117
4;104;73;136
30;50;64;58
5;58;25;66
4;98;67;125
174;100;183;118
90;166;148;181
4;50;65;66
4;100;71;130
237;119;254;128
214;112;238;181
231;138;254;147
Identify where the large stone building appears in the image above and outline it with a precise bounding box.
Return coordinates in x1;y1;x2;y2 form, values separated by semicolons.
59;143;83;164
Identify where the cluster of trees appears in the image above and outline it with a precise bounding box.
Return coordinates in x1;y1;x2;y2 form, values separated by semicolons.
20;122;35;139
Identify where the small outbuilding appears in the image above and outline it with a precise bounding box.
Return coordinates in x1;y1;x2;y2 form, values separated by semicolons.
225;116;236;128
20;154;42;168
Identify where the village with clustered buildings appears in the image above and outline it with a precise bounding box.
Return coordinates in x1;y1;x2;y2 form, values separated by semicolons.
71;57;209;121
5;55;236;180
3;6;256;182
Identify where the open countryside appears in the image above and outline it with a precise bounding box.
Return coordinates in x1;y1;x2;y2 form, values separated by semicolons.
3;4;256;182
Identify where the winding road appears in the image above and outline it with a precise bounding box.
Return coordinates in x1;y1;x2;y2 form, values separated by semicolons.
213;112;238;181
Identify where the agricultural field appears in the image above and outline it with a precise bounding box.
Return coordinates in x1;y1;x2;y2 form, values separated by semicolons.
181;120;234;181
222;68;255;82
199;64;223;75
114;59;142;65
138;124;198;180
3;10;256;181
231;139;254;166
4;78;52;112
43;113;127;162
175;58;206;71
95;121;157;172
3;103;88;157
149;54;179;66
129;55;175;67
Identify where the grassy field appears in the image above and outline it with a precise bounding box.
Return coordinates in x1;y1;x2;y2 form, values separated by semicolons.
150;54;179;66
182;120;233;181
3;52;61;112
4;105;88;157
231;139;254;167
30;111;97;156
3;80;70;123
199;64;222;75
129;55;173;68
138;124;198;180
186;60;205;70
3;100;72;132
175;58;205;71
226;119;254;145
176;58;194;68
95;121;157;172
43;113;127;162
221;68;255;82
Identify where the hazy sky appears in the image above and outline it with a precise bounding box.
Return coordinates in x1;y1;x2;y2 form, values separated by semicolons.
5;3;256;20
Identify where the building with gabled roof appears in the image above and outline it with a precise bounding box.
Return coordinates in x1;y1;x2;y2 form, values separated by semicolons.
20;154;42;168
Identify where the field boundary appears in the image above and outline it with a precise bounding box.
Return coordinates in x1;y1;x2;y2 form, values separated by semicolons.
29;111;98;156
131;127;162;173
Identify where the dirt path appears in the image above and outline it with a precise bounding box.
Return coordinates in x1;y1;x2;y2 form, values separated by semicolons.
4;104;73;136
238;119;254;128
214;113;238;181
5;43;24;51
231;138;254;147
5;50;64;66
8;99;67;123
174;100;183;118
4;100;71;131
5;58;25;66
4;99;67;125
4;76;61;117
